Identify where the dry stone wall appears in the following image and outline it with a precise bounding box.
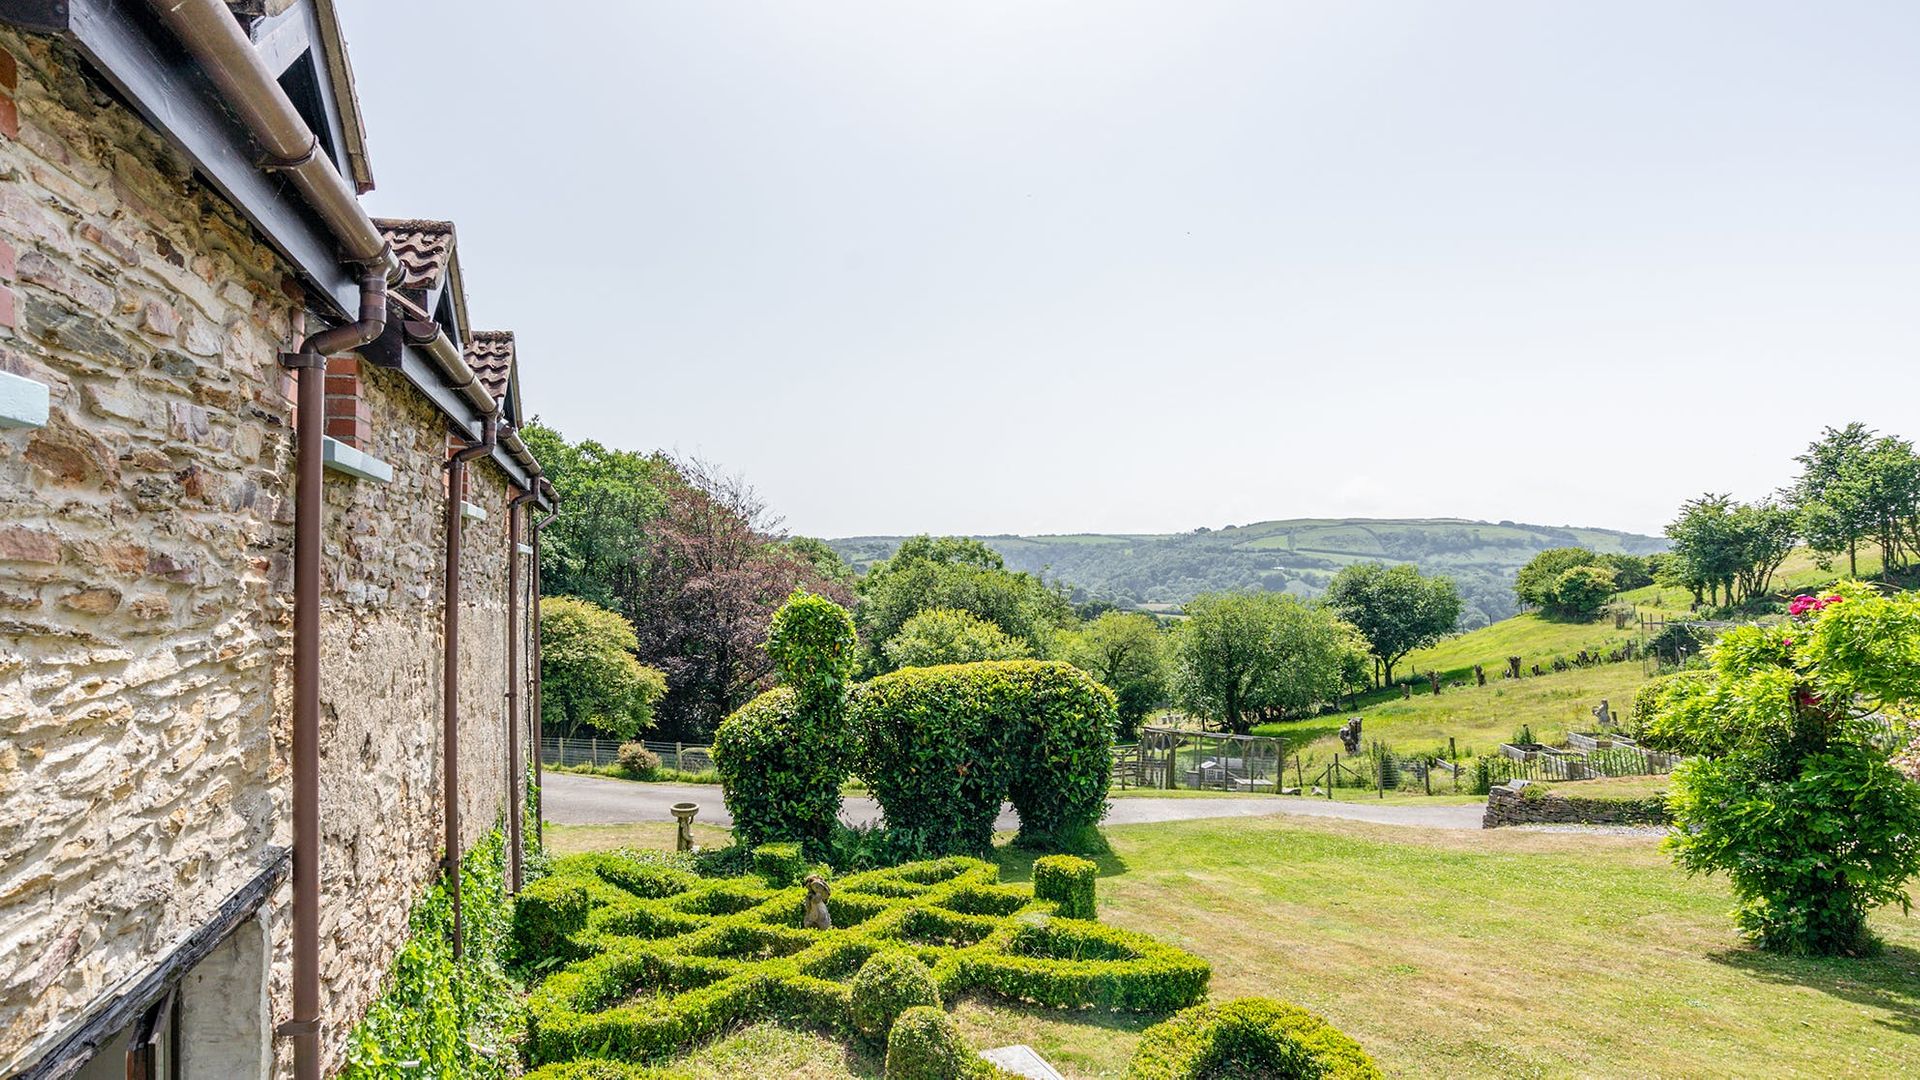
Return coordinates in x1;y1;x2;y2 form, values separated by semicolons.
0;29;529;1076
1482;784;1670;829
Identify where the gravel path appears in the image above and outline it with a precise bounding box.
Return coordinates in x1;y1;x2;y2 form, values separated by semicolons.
542;772;1487;831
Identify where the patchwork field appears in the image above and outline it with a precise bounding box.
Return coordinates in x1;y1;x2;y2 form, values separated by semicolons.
546;815;1920;1078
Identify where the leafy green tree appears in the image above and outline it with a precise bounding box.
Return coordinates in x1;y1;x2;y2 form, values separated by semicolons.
1173;593;1366;734
1666;495;1799;608
538;596;667;738
1597;553;1654;591
1642;584;1920;955
1323;563;1463;686
1790;423;1877;576
1547;564;1617;619
1513;548;1599;611
882;607;1032;669
1062;611;1170;740
521;420;668;612
785;536;856;588
856;535;1073;673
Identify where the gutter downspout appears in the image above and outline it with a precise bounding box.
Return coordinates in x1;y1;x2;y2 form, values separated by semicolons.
506;485;540;894
532;480;560;848
279;269;387;1080
442;413;497;959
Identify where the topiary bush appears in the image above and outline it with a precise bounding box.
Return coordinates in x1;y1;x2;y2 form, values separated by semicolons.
850;660;1116;856
752;843;806;888
850;950;942;1040
1032;855;1097;920
1125;997;1383;1080
884;1006;1005;1080
714;591;858;852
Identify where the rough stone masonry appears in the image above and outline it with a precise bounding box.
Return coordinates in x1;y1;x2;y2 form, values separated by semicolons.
0;26;531;1076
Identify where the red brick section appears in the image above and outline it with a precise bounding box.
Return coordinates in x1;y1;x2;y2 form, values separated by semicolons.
0;46;17;141
324;355;371;447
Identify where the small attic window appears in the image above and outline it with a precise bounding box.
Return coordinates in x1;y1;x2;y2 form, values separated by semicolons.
433;289;461;345
276;51;341;172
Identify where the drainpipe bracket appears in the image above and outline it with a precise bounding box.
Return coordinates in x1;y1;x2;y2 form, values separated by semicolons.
280;351;325;370
258;135;322;172
275;1017;320;1037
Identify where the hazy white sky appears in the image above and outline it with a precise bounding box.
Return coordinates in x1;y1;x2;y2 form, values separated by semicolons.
341;1;1920;539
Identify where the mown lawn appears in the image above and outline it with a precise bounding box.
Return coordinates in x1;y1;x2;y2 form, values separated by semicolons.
541;815;1920;1078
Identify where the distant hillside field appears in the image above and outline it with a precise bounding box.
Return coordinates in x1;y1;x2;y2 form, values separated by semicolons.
830;518;1668;625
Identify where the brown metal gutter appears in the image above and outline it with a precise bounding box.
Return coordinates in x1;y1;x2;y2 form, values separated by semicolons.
279;270;387;1080
506;486;539;893
531;479;560;848
141;0;395;278
442;413;497;959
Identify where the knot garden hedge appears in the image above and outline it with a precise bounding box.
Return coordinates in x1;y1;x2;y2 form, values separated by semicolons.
516;850;1209;1070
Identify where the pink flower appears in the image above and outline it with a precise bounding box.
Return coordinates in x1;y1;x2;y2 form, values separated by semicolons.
1789;595;1817;617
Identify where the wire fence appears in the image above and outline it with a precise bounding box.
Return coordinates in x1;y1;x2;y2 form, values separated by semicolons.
540;736;713;772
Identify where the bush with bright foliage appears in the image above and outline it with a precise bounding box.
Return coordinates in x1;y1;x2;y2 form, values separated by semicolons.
1641;583;1920;955
540;597;667;739
850;660;1116;856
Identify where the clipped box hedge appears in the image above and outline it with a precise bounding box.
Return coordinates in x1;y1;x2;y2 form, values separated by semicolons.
1125;997;1383;1080
520;851;1209;1070
1032;854;1097;919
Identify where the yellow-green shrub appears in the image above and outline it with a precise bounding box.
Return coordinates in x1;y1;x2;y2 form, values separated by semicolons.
1125;997;1383;1080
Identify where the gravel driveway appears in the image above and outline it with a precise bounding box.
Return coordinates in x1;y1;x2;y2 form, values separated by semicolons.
541;772;1486;831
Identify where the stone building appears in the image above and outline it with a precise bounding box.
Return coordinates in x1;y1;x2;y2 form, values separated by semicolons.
0;2;550;1076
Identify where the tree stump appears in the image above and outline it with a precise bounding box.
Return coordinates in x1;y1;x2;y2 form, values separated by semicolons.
1428;671;1441;696
1474;664;1486;687
1402;683;1412;700
1507;656;1523;679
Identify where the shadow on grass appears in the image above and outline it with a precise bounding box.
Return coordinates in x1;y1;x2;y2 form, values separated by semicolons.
1708;943;1920;1035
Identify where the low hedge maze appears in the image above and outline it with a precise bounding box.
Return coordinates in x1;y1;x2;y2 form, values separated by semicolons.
518;851;1209;1071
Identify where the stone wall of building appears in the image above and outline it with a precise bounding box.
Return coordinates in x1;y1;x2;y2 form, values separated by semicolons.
0;29;528;1076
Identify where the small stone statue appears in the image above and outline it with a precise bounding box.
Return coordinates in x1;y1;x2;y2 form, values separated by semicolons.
1339;717;1363;755
1428;671;1441;696
803;874;832;930
1474;664;1486;687
1591;699;1613;728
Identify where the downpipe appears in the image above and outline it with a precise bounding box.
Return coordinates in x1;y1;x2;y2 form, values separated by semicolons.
443;413;497;958
279;268;388;1080
532;480;560;848
506;484;540;894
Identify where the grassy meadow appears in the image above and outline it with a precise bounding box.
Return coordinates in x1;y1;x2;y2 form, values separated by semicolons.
544;815;1920;1079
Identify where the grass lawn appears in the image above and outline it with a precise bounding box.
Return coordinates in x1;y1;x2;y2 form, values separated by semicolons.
1254;662;1657;764
542;814;1920;1078
543;821;734;855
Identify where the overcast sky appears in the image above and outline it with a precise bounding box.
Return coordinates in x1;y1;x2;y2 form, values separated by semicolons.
340;0;1920;540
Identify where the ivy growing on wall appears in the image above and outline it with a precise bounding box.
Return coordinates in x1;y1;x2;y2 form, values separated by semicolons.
339;830;524;1079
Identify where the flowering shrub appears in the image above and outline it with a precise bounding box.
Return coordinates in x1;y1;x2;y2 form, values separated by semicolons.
1641;583;1920;955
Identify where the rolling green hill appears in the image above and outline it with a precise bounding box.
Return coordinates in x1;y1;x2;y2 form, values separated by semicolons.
830;518;1667;626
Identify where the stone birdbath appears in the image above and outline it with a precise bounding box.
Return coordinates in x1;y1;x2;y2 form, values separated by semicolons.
670;802;699;852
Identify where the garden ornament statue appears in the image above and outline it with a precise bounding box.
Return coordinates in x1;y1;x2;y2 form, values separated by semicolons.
803;874;833;930
670;802;699;852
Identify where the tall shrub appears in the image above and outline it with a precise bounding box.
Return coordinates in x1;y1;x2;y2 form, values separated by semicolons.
851;660;1116;855
1643;583;1920;955
540;597;667;738
713;591;858;850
